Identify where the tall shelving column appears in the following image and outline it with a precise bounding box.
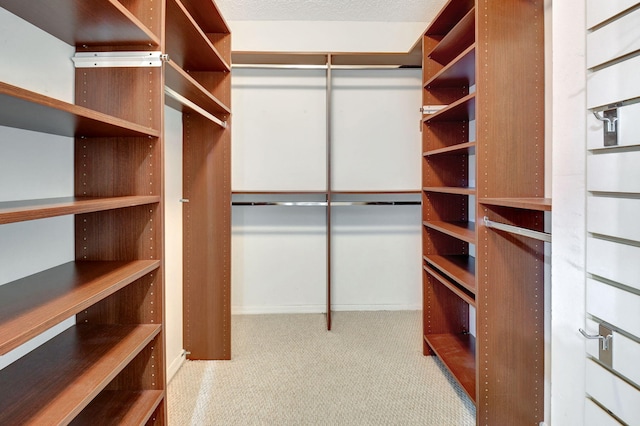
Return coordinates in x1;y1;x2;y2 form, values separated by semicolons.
421;0;547;424
0;0;167;424
165;0;232;360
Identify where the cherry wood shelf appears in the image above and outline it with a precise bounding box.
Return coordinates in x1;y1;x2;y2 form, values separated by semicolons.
0;0;159;46
425;45;476;89
180;0;230;34
423;186;476;196
425;0;475;36
424;333;476;402
423;254;476;295
165;0;231;72
480;197;552;211
0;324;161;425
165;60;231;117
0;195;161;225
424;264;475;307
0;82;160;138
424;220;476;243
424;141;476;157
423;92;476;123
428;8;476;65
0;260;160;355
69;390;164;426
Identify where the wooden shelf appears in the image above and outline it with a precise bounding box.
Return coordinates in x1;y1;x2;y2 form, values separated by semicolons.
423;92;476;123
480;197;552;211
165;0;231;72
425;45;475;89
424;220;476;243
424;333;476;401
69;390;164;426
179;0;230;34
0;82;160;138
423;186;476;196
0;0;159;46
0;260;160;355
424;141;476;157
426;0;475;36
428;8;475;65
0;195;161;225
424;264;475;307
423;254;476;295
165;60;230;118
0;324;161;425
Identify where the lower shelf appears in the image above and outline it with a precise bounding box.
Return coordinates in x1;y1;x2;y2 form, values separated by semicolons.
0;323;161;425
70;390;164;425
424;333;476;402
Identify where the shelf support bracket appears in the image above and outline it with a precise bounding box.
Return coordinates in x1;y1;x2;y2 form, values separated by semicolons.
72;51;164;68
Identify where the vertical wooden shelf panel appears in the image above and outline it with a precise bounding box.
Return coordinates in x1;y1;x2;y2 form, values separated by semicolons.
168;0;232;361
421;0;546;424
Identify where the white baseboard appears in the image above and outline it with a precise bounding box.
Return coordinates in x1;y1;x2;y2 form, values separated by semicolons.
232;304;421;315
167;349;187;383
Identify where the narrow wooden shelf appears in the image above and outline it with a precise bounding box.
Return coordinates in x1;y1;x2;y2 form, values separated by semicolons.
425;45;476;89
424;141;476;157
70;390;164;425
0;195;161;225
423;186;476;196
0;0;159;46
0;82;160;138
332;190;422;195
428;8;475;65
424;220;476;243
179;0;230;34
165;0;231;72
423;254;476;294
424;333;476;402
0;260;160;355
0;323;161;425
165;60;231;117
424;264;475;307
480;197;552;211
232;190;328;195
423;92;476;123
426;0;475;36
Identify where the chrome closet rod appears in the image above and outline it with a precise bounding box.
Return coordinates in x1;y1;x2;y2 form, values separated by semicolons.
483;216;551;243
232;201;420;206
231;64;408;70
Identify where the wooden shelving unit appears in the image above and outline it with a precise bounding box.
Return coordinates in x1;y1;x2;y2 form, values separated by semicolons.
421;0;547;424
165;0;232;361
0;0;231;422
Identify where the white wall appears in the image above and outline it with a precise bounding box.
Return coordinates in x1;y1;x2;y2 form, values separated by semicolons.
164;105;185;381
231;67;422;314
0;8;76;369
551;0;587;424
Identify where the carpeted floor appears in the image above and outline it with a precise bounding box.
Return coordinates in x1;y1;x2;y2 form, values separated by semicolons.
168;311;475;425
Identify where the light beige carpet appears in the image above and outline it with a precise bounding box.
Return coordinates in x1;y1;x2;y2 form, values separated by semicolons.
168;311;475;425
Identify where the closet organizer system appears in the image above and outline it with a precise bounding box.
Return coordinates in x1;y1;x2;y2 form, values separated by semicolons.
421;0;550;425
0;0;230;424
232;51;422;330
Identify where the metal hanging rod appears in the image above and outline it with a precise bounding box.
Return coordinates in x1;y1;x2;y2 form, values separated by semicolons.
232;201;420;207
483;216;551;243
231;64;408;70
164;87;227;129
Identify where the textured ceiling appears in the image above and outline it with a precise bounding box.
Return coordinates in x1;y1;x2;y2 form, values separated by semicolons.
214;0;448;23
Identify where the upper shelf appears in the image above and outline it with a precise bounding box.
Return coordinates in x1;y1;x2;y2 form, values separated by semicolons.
0;196;161;225
165;60;231;118
165;0;231;72
0;260;160;355
0;0;159;46
426;0;475;36
425;45;475;89
480;197;552;211
0;82;160;138
180;0;230;34
427;8;475;65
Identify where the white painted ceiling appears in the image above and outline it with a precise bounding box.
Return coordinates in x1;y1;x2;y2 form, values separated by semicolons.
215;0;448;23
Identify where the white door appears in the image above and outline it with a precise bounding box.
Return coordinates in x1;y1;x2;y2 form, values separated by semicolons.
582;2;640;424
